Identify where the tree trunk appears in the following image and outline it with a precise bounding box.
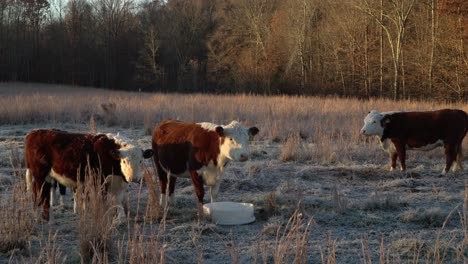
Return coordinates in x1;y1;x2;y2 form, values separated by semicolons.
428;0;437;94
364;23;370;98
379;0;383;97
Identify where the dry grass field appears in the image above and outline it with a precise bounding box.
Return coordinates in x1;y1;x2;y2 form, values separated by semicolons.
1;82;468;263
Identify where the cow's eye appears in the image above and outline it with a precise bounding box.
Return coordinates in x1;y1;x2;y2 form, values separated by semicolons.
372;121;376;124
229;138;234;142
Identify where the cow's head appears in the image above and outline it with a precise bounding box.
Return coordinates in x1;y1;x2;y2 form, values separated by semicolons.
215;121;259;162
106;134;154;183
360;110;386;137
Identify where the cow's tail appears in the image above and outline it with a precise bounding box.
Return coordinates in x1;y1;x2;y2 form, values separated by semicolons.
463;111;468;142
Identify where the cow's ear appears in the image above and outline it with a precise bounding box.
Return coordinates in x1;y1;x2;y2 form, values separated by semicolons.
142;149;154;159
381;116;391;127
109;149;121;160
248;127;259;137
215;126;224;137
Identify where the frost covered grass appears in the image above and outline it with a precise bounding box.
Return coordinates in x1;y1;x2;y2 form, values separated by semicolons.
1;83;468;263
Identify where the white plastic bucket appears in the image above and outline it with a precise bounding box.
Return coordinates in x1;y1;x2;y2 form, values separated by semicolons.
203;202;255;225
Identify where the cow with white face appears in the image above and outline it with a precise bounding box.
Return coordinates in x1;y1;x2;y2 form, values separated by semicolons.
198;121;254;162
360;109;468;175
360;110;390;138
106;133;150;183
152;119;259;210
25;129;153;221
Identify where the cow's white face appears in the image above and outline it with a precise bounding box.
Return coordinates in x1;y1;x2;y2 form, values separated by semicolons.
218;121;259;162
107;133;153;183
118;146;145;182
360;110;385;137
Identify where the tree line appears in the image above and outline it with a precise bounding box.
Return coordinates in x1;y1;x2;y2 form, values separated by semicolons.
0;0;466;100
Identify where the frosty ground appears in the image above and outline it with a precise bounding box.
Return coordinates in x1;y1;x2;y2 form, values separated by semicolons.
1;122;467;263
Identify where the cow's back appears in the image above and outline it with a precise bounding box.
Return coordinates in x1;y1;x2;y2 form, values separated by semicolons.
25;129;67;168
25;129;120;179
152;119;221;173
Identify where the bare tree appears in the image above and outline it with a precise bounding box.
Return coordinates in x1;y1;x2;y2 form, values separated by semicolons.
427;0;439;93
136;26;161;88
358;0;416;99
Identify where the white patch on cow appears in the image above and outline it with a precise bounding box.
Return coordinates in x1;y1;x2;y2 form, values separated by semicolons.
198;160;221;187
50;169;78;189
380;138;396;154
360;110;402;137
106;133;145;183
406;139;443;151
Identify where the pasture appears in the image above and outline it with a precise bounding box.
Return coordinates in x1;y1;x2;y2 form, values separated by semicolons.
0;82;468;263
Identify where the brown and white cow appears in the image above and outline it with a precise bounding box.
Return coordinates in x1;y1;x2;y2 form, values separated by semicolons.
25;129;153;221
360;109;468;175
152;119;259;209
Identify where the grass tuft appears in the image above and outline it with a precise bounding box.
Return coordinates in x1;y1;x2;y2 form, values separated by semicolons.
76;171;119;262
0;181;37;253
399;207;447;227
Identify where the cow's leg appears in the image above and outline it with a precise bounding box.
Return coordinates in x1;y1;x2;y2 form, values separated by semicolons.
156;164;169;207
73;189;78;214
443;144;457;175
168;175;177;205
114;185;127;224
58;183;66;207
209;181;221;203
35;179;52;221
394;143;406;171
31;166;52;221
105;174;127;224
390;152;398;171
455;143;464;172
50;180;57;207
190;170;204;218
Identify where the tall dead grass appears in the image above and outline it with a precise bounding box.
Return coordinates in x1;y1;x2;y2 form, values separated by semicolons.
254;210;313;264
0;149;37;254
75;162;166;263
75;171;120;262
3;83;466;165
0;181;37;253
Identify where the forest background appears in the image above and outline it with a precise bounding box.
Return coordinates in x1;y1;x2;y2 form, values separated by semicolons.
0;0;466;101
